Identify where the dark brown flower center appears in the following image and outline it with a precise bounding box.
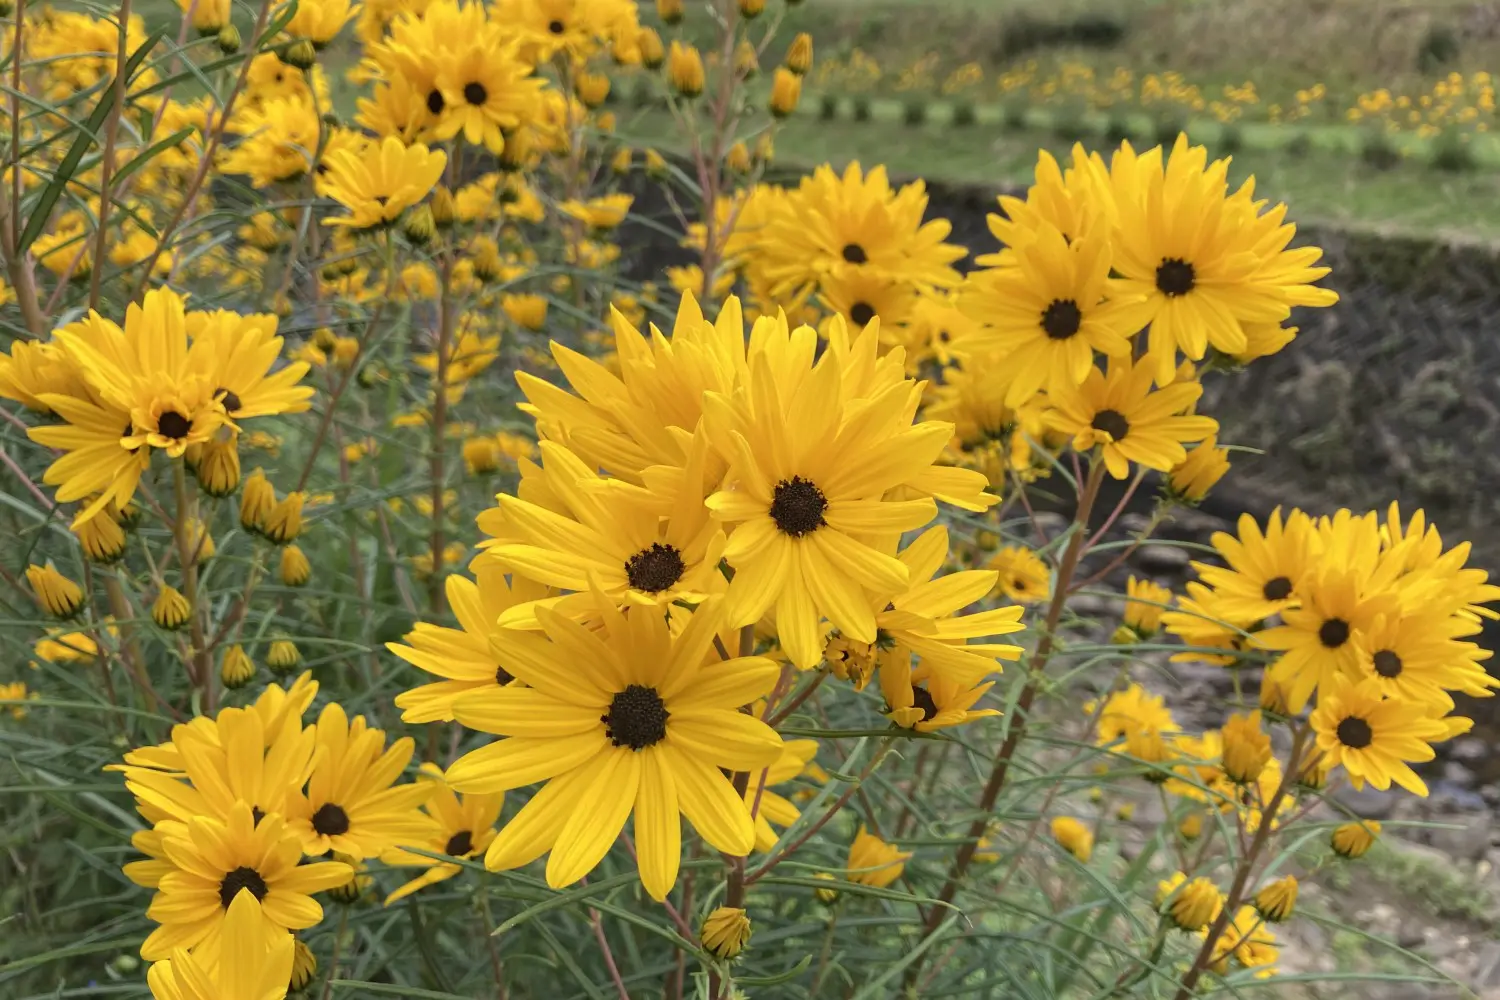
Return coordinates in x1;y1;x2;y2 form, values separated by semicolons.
910;685;938;722
547;18;565;32
495;664;514;685
427;89;445;114
1336;716;1372;749
1261;576;1293;601
157;410;192;439
841;243;867;264
218;865;269;908
625;542;685;593
1090;409;1130;442
311;802;350;836
251;806;266;825
1155;257;1196;297
1040;299;1082;340
769;476;827;536
445;830;474;856
849;302;875;327
602;684;669;750
215;387;242;413
463;81;488;106
1373;650;1402;678
1318;617;1350;649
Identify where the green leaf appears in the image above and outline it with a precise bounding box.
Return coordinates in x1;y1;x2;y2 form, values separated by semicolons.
17;29;166;255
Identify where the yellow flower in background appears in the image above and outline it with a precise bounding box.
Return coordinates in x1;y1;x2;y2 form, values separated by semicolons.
26;564;84;618
446;596;781;900
322;136;447;229
845;827;910;887
1156;871;1223;931
284;0;357;46
1190;508;1316;622
383;768;503;905
175;0;230;33
1219;710;1272;784
388;565;546;723
987;545;1050;603
559;193;633;231
1204;905;1278;976
1121;575;1172;638
1167;434;1230;503
785;32;813;75
433;41;546;154
744;739;818;851
1050;816;1093;862
1;681;37;719
219;645;256;690
261;492;305;544
287;703;438;858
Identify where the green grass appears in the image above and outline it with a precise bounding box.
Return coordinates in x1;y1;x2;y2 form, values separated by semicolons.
617;99;1500;240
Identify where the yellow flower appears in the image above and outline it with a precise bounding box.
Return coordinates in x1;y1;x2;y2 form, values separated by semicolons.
152;586;192;631
574;71;610;108
1204;905;1278;976
445;596;782;900
144;889;295;1000
738;0;764;17
1309;675;1448;796
284;0;356;45
656;0;682;25
175;0;229;33
26;563;84;618
668;41;705;98
559;193;633;231
1156;872;1223;931
1167;434;1230;503
1253;875;1297;922
769;66;802;117
382;768;502;905
845;827;910;887
240;468;275;533
322;136;446;230
726;141;751;174
502;293;549;330
1220;710;1272;784
1050;816;1093;862
1046;357;1218;479
0;681;37;719
700;906;752;960
219;645;256;690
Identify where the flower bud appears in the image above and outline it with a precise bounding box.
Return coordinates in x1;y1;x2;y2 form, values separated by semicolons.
266;639;301;675
785;32;813;75
74;512;127;563
1219;710;1272;785
280;544;311;587
220;644;255;690
281;38;317;70
262;492;305;545
656;0;683;25
216;23;241;54
289;940;317;992
667;41;704;99
1331;820;1379;859
769;67;802;118
403;204;435;246
699;907;752;960
430;186;456;228
152;585;192;631
575;71;611;109
26;563;84;618
240;468;275;533
1253;875;1297;923
638;27;665;69
195;436;241;498
725;140;751;174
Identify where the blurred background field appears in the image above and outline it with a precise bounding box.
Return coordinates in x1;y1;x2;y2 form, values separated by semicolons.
619;0;1500;237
